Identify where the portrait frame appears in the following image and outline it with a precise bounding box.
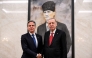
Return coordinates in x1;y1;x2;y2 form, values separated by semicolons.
28;0;74;58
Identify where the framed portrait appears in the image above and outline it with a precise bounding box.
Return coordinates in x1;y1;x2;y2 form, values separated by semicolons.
28;0;74;58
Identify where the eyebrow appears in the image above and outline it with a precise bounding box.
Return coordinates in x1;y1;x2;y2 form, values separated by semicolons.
28;25;35;26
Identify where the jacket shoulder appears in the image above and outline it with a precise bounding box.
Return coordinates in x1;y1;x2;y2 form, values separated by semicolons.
36;33;42;37
21;33;29;37
57;21;66;26
45;30;50;35
38;23;46;28
56;29;65;34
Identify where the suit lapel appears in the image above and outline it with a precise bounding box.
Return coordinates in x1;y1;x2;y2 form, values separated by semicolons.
27;33;33;41
51;29;59;45
27;33;36;48
46;31;50;47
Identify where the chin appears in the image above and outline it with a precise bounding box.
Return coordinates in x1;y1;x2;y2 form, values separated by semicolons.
50;29;54;31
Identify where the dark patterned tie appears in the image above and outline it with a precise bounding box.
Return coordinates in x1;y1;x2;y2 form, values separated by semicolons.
32;34;36;47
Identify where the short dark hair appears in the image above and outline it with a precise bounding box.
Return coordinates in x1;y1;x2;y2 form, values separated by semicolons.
27;20;36;26
42;1;55;12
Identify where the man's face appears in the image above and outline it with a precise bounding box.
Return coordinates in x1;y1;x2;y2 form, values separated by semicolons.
47;19;57;31
27;22;36;33
43;10;55;21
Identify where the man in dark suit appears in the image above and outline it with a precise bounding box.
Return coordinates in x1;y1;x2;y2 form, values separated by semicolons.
21;20;42;58
44;18;67;58
37;1;71;53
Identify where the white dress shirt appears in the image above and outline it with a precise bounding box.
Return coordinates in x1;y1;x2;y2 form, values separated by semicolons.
50;29;56;36
29;32;38;48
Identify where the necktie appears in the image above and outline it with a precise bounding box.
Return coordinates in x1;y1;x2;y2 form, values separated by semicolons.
49;33;54;46
32;34;36;47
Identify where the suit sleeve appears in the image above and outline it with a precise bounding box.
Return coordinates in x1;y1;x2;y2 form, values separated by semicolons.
21;35;37;57
61;32;67;58
38;35;43;54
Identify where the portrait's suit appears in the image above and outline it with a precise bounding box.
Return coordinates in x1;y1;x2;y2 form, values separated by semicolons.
21;33;42;58
43;29;67;58
37;21;72;53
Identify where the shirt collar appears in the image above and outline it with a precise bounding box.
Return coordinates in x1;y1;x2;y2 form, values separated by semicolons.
29;32;35;36
50;29;56;34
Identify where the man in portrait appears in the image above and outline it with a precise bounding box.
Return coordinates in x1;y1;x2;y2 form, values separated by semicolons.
37;1;72;54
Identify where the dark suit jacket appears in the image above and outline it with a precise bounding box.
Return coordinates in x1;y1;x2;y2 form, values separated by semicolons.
21;33;42;58
37;21;72;53
44;29;67;58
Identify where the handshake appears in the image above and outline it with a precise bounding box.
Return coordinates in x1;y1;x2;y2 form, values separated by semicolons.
36;53;42;58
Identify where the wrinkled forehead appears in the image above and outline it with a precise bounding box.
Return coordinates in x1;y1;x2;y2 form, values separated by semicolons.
47;19;56;23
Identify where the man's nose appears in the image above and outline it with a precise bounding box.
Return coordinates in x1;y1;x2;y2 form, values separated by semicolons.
45;12;48;15
50;23;53;25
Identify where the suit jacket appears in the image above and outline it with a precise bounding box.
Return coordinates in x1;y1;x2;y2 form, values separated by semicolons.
44;29;67;58
21;33;42;58
37;21;72;53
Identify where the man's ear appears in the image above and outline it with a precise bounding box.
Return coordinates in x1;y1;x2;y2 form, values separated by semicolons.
56;21;57;26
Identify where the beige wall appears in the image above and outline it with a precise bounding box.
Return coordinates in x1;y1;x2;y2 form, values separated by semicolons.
0;0;92;58
0;0;28;58
75;0;92;58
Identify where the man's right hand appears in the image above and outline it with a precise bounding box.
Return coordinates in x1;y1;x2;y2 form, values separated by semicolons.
36;53;42;58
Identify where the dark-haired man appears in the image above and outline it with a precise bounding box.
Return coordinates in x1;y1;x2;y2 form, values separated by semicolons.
21;20;42;58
